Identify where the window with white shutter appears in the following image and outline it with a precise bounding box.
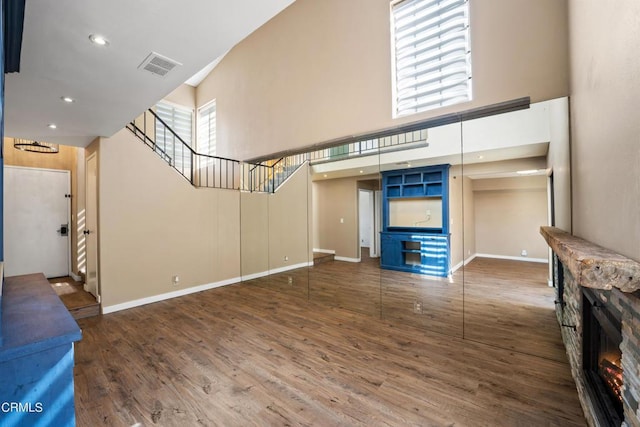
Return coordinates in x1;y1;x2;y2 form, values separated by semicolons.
391;0;472;117
155;101;193;172
197;101;216;157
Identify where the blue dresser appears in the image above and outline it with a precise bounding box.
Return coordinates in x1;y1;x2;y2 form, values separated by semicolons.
0;274;82;426
380;165;450;277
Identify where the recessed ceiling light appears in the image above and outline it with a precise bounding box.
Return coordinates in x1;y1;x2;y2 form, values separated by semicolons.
89;34;109;46
48;123;57;129
61;96;74;103
477;155;484;159
323;174;328;178
359;170;364;174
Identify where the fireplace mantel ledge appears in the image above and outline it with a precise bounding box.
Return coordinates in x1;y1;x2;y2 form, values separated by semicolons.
540;226;640;293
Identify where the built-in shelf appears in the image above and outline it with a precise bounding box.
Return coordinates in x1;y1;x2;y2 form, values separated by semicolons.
381;164;450;277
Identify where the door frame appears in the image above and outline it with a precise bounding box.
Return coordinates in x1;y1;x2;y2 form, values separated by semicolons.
84;152;101;302
358;189;377;258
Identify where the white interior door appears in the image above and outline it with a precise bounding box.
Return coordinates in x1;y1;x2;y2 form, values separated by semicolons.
85;153;99;299
372;190;382;258
4;166;70;278
359;190;372;248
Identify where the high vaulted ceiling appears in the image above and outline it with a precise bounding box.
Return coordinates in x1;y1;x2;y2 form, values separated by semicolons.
4;0;295;147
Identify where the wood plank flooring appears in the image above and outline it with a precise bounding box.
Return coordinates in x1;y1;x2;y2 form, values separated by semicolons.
50;276;100;319
74;257;585;426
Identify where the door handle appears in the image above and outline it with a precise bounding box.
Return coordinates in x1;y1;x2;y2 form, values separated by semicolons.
58;224;69;236
83;230;92;235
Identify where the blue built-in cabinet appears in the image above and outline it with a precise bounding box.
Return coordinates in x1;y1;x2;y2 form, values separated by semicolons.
380;164;451;277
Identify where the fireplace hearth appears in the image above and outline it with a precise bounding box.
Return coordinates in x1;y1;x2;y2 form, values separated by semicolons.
583;288;623;426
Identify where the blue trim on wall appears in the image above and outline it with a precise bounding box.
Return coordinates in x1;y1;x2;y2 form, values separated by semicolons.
0;0;5;262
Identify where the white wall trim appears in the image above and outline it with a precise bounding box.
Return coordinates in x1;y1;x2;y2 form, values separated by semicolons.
450;253;477;274
238;261;313;281
334;256;361;263
475;253;548;264
241;271;270;281
269;261;313;275
313;248;336;254
70;272;82;282
102;276;241;314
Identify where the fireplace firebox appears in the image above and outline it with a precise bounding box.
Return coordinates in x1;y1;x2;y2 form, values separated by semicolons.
582;288;623;426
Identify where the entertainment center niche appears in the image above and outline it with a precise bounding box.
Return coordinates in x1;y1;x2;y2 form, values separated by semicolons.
380;164;450;277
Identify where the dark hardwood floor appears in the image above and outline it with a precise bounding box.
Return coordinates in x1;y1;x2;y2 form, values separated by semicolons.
50;276;100;319
74;257;585;426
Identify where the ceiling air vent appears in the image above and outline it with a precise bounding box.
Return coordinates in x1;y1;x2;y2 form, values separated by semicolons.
138;52;182;77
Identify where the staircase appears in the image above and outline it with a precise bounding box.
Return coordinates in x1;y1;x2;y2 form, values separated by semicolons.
127;109;242;191
247;153;308;193
127;107;426;193
127;109;305;193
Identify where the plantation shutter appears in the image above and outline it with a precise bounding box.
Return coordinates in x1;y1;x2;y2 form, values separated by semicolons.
392;0;472;117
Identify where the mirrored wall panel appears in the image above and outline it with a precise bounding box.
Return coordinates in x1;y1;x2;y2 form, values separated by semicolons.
239;161;310;298
460;97;571;360
236;97;572;362
378;121;464;337
308;141;381;317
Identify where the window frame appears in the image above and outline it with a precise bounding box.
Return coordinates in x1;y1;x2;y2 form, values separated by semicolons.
197;99;217;157
390;0;472;118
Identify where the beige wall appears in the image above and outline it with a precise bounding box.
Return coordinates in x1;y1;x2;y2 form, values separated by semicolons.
240;165;310;276
312;177;359;259
240;192;269;277
547;98;571;232
197;0;569;160
568;0;640;261
268;164;310;269
463;176;476;263
164;84;196;109
4;138;81;275
449;167;464;268
473;176;549;260
98;129;240;307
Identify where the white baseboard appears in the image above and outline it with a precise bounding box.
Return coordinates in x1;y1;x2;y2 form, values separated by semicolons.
313;248;336;254
70;272;82;282
242;262;312;281
548;279;554;287
475;253;548;264
241;270;269;281
102;276;241;314
334;256;361;263
268;261;314;275
450;253;477;273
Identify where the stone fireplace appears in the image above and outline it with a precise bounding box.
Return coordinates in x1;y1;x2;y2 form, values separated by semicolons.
582;287;624;425
541;227;640;427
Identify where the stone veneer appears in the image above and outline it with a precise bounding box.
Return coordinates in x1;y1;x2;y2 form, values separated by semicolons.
542;227;640;427
558;259;640;426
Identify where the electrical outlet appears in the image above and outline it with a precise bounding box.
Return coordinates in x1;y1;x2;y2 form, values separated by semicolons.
284;256;289;261
287;276;293;285
172;275;180;286
521;249;528;257
413;300;423;314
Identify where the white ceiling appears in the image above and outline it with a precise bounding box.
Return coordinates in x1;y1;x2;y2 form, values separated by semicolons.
4;0;295;147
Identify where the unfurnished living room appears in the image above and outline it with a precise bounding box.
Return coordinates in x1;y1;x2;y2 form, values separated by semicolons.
0;0;638;426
